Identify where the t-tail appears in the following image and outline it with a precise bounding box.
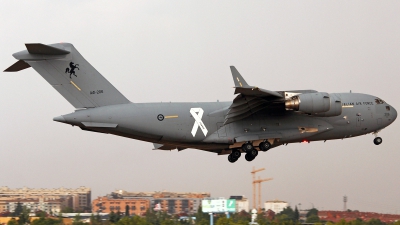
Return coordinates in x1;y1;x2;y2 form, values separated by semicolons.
4;43;130;108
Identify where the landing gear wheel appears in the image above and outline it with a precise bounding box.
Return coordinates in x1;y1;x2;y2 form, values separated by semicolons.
374;137;382;145
249;149;258;157
228;154;238;163
231;149;241;159
259;141;271;152
245;153;255;162
242;143;254;153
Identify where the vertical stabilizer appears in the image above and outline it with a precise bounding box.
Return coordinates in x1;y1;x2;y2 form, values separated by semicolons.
6;43;130;108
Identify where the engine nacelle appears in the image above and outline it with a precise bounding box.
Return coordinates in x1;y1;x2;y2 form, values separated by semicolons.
285;92;330;114
314;94;342;117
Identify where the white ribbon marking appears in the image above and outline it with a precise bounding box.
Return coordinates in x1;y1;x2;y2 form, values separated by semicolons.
190;108;208;137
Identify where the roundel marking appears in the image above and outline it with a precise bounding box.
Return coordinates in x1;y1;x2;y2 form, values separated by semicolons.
157;114;164;121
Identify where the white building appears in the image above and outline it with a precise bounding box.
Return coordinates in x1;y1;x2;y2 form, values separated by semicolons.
264;200;288;213
229;196;249;212
6;198;67;214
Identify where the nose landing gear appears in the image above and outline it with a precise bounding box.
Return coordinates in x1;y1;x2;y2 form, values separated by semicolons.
372;131;383;145
373;137;382;145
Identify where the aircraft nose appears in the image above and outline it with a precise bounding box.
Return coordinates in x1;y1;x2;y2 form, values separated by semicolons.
392;106;397;121
53;115;66;123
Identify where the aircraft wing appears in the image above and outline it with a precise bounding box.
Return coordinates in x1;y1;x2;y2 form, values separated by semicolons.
225;66;284;124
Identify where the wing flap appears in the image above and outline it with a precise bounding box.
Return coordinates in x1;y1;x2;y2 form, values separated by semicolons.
226;66;284;124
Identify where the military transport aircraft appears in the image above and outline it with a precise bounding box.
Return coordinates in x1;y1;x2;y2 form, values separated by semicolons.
5;43;397;163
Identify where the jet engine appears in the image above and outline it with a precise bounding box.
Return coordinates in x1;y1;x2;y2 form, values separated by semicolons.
285;92;330;114
285;92;342;117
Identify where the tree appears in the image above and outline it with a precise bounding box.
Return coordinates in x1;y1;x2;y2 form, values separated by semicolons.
18;206;30;225
13;203;23;217
90;214;95;224
306;208;318;218
61;207;74;213
73;213;85;225
276;207;295;222
216;217;236;225
31;217;62;225
306;215;320;223
116;210;122;222
349;218;365;225
294;206;299;221
110;211;117;223
95;213;101;223
35;211;47;218
7;218;18;225
125;205;130;217
367;218;383;225
195;206;209;224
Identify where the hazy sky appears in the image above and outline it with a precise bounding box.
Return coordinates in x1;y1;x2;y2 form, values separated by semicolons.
1;1;400;214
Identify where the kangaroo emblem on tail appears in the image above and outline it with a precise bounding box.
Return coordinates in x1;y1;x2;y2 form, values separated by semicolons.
65;62;79;79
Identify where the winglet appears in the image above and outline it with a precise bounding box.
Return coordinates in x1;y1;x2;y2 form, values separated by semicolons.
230;66;249;87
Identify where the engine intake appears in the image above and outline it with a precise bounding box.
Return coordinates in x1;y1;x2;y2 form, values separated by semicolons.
285;92;331;114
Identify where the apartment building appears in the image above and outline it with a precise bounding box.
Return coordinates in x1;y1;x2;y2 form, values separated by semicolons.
94;190;210;215
0;186;91;211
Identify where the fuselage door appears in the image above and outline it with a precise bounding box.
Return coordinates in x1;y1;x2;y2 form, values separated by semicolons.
216;122;227;137
356;113;361;127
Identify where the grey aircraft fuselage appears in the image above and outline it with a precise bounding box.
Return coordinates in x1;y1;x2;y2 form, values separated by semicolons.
5;43;397;163
55;93;396;152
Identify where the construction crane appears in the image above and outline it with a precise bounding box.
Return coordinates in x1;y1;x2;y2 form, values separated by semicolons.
253;176;273;211
251;167;265;209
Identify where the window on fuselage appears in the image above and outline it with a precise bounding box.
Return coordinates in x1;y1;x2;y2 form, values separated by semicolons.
386;106;390;111
375;98;385;104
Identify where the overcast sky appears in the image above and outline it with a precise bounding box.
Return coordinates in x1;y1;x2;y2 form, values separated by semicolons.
1;1;400;214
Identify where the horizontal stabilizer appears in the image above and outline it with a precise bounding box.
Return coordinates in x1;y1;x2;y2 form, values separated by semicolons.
4;60;31;72
25;43;70;55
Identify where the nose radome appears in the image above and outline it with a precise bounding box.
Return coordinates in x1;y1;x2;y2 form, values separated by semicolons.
53;115;66;123
392;106;397;121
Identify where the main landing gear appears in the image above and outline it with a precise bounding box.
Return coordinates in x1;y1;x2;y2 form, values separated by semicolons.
228;149;241;163
228;141;272;163
259;141;271;152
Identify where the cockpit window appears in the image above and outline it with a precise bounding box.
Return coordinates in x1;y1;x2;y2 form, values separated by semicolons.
375;98;385;104
386;106;390;111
